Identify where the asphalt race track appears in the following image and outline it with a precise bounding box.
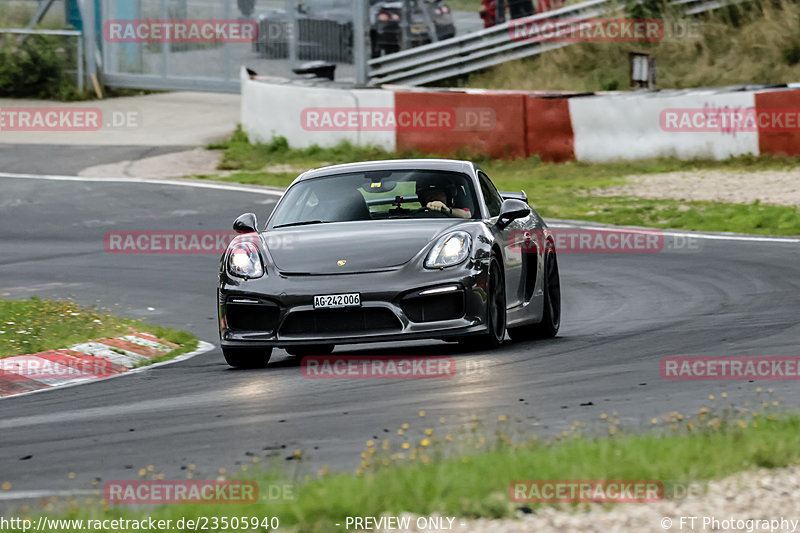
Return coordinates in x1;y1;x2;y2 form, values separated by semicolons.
1;174;799;506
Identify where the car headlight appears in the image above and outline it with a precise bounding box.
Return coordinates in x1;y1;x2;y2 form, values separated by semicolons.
227;241;264;279
425;232;471;268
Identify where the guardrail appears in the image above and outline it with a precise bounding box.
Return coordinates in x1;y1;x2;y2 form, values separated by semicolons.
368;0;749;86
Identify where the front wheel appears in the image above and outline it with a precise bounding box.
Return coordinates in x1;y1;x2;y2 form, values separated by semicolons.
223;347;273;369
473;255;506;349
508;246;561;341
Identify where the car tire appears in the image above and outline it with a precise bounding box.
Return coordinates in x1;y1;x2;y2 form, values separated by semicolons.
285;344;335;357
474;255;506;349
508;245;561;341
223;347;273;369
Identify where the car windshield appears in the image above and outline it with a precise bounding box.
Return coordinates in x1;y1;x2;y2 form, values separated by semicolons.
269;169;479;228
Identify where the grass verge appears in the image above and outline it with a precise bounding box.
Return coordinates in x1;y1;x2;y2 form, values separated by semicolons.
463;0;800;91
0;296;197;360
200;131;800;235
13;404;799;532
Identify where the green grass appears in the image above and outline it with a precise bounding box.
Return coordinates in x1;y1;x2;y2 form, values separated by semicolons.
200;131;800;235
0;297;197;360
14;406;800;532
463;0;800;91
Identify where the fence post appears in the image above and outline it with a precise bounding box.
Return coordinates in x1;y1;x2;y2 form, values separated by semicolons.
78;0;97;89
354;0;369;86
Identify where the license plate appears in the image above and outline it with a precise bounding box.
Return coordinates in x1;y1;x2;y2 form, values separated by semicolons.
410;23;427;34
313;293;361;309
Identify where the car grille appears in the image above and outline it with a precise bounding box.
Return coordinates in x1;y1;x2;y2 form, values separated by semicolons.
280;308;401;336
401;290;465;323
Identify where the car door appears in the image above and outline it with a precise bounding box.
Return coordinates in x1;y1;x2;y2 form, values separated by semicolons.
477;171;525;308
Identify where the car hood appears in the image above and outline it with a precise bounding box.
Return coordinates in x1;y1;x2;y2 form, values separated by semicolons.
264;220;466;274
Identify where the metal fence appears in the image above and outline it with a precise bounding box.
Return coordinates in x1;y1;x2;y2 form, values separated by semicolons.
100;0;361;92
0;28;84;91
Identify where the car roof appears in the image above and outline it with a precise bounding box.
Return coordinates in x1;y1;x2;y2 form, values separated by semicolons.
295;159;476;182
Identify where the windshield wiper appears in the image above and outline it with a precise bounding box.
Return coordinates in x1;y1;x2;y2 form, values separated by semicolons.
273;220;327;229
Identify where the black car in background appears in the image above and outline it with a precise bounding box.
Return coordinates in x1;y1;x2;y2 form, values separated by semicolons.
370;0;455;57
254;0;455;61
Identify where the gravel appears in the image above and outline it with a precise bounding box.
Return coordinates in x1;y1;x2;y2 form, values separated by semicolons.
371;466;800;533
594;170;800;207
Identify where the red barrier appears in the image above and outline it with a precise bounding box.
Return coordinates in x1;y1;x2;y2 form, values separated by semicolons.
525;97;575;162
394;91;528;159
755;89;800;156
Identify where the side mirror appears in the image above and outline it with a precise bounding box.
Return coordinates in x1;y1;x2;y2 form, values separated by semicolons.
233;213;258;234
497;199;530;229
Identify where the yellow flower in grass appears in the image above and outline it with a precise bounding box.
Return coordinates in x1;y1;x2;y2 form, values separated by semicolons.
421;439;430;447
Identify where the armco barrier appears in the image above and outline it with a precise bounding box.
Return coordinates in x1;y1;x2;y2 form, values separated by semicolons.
525;97;575;162
755;89;800;156
394;91;528;159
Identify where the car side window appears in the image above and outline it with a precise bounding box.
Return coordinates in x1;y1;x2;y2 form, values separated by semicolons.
478;172;503;218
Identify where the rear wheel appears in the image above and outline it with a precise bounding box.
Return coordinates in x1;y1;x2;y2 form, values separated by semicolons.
222;347;273;369
286;344;335;357
508;245;560;341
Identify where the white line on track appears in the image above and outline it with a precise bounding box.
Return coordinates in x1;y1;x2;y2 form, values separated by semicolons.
0;172;284;197
0;489;96;501
546;222;800;244
0;172;797;244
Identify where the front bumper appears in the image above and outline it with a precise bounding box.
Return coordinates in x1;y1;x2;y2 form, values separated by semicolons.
218;258;489;348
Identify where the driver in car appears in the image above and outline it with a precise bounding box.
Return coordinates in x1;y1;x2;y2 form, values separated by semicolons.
416;183;471;219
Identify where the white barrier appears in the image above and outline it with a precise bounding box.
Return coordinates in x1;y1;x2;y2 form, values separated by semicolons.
569;91;760;162
240;69;396;151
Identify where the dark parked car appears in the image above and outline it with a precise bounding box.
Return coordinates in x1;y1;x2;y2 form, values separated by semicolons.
370;0;455;57
217;159;561;369
253;0;455;61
